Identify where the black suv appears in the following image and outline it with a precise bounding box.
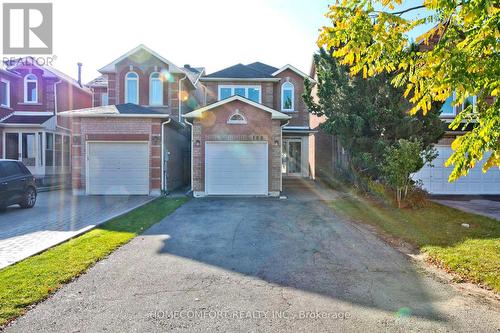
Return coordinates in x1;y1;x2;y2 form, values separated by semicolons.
0;160;37;210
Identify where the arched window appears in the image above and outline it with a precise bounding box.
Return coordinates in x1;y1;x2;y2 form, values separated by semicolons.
281;82;294;111
125;72;139;104
24;74;38;103
149;72;163;105
227;111;247;124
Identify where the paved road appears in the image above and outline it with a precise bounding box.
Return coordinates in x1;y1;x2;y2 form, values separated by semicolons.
4;186;500;332
0;191;152;268
433;198;500;221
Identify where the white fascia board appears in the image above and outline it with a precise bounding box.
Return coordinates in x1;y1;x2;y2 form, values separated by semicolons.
98;44;184;74
199;77;281;82
272;64;316;83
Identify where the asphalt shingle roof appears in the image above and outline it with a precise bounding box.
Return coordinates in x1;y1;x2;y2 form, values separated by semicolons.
204;62;278;79
0;115;53;124
115;103;166;115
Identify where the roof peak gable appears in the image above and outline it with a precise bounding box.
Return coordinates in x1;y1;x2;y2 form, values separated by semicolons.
98;44;183;74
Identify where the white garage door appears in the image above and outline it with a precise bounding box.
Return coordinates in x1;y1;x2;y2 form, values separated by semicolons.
206;142;268;195
413;146;500;195
87;142;149;195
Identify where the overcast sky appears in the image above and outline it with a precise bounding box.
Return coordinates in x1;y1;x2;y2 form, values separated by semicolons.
16;0;432;84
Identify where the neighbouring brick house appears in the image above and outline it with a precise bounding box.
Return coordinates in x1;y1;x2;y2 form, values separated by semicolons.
183;62;316;197
0;58;92;186
61;45;203;195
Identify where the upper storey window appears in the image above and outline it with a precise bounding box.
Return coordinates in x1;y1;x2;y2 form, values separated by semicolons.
440;92;476;117
0;79;10;107
24;74;38;103
218;85;261;103
281;82;294;111
125;72;139;104
149;72;163;105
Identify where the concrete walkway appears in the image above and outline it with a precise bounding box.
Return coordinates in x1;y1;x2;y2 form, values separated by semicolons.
0;191;153;268
3;185;499;332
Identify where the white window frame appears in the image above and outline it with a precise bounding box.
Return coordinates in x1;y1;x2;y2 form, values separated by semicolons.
440;91;477;118
24;74;38;103
227;111;247;124
149;72;163;106
0;78;10;108
101;92;108;106
281;82;294;111
125;71;139;104
218;85;261;104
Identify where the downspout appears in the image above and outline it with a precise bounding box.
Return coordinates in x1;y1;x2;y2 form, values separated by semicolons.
161;118;172;195
178;74;187;123
54;79;69;131
184;118;194;193
280;120;289;193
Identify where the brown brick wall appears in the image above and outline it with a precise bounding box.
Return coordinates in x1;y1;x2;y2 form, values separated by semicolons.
192;99;281;194
71;117;157;194
274;69;309;127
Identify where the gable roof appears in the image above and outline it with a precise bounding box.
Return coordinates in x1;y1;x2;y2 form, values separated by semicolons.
246;62;279;76
181;65;205;86
182;95;291;120
201;62;315;82
58;103;170;118
272;64;316;82
98;44;184;74
202;63;280;81
86;75;107;88
4;57;92;93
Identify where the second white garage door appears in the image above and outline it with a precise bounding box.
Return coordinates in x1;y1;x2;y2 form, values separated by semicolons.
413;146;500;194
87;142;149;195
205;142;268;195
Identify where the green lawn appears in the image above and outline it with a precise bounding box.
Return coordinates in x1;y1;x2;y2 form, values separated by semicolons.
330;196;500;292
0;197;187;326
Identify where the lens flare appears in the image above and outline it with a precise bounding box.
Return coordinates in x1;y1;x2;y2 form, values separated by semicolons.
179;90;189;101
396;307;412;318
161;70;174;82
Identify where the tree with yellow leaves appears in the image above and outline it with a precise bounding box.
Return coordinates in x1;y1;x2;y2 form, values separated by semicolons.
318;0;499;181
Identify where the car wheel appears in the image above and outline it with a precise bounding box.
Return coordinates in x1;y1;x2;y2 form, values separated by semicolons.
20;187;37;209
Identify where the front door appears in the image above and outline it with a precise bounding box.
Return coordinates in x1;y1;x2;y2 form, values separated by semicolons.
282;139;302;176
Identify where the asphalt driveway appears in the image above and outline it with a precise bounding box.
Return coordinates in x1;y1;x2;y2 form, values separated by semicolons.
0;191;152;268
4;186;500;332
433;197;500;221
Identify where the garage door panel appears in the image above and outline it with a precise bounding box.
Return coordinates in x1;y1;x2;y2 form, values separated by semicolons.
88;142;149;195
413;147;500;195
206;142;268;195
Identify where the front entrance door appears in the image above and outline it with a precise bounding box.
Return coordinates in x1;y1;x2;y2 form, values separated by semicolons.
282;139;302;176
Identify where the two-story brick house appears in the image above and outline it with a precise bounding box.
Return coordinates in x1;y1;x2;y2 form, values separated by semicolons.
60;45;203;195
63;45;316;197
0;58;92;186
183;62;316;197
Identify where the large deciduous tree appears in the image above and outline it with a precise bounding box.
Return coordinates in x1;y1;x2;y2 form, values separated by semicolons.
303;49;443;181
317;0;499;181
